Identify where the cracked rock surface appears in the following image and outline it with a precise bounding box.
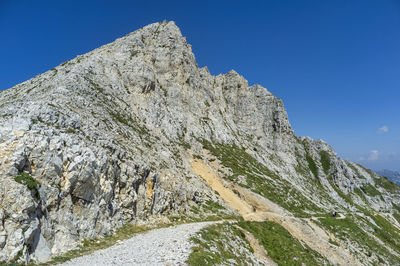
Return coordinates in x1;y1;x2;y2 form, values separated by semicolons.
0;21;399;264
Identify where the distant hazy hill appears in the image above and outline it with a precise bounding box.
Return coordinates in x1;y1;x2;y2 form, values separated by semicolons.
377;170;400;185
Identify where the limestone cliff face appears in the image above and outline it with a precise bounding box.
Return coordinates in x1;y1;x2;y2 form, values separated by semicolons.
0;21;399;264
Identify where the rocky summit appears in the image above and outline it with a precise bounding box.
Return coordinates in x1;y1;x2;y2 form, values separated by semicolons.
0;21;399;265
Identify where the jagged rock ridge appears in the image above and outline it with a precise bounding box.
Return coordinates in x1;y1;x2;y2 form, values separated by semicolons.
0;21;399;264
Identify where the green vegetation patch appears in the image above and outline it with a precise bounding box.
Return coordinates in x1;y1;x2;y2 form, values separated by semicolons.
353;187;367;203
295;152;338;209
360;184;381;197
26;85;37;94
238;221;328;266
203;200;225;212
317;215;400;264
7;250;24;265
369;213;400;253
183;200;241;223
201;140;324;217
187;223;253;265
375;176;400;194
393;203;400;213
129;50;140;59
109;110;131;127
297;139;319;179
87;78;104;94
105;108;154;149
14;172;40;199
170;200;241;224
306;154;318;178
393;212;400;224
66;128;76;134
319;150;331;175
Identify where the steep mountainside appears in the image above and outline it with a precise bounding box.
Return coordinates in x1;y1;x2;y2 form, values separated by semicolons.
0;21;399;265
377;170;400;185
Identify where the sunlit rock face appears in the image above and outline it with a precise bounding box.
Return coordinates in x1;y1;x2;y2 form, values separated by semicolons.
0;21;398;264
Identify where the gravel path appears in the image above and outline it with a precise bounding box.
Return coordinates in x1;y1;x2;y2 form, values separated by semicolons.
61;221;216;266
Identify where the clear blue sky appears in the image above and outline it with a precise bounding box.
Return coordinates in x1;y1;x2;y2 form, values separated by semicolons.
1;0;399;170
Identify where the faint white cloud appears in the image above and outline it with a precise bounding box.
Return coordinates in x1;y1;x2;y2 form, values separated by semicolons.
360;150;379;162
368;150;379;161
378;126;389;133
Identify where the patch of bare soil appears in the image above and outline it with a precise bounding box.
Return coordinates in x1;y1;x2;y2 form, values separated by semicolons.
191;154;362;266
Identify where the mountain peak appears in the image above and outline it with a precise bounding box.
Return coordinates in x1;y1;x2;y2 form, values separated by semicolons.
0;22;399;265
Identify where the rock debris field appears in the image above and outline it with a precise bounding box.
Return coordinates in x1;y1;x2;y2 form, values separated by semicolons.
61;221;215;266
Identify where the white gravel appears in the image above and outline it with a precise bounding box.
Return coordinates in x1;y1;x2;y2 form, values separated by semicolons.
61;221;216;266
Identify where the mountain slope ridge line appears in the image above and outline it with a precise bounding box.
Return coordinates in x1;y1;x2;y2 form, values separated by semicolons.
0;21;399;264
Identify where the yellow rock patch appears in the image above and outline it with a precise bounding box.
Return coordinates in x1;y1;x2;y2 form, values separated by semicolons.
146;178;154;198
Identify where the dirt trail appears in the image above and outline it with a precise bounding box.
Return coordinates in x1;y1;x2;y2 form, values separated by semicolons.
61;221;218;266
191;157;362;266
190;158;256;219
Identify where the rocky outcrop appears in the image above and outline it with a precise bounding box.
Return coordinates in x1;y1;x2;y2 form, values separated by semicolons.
0;21;399;264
